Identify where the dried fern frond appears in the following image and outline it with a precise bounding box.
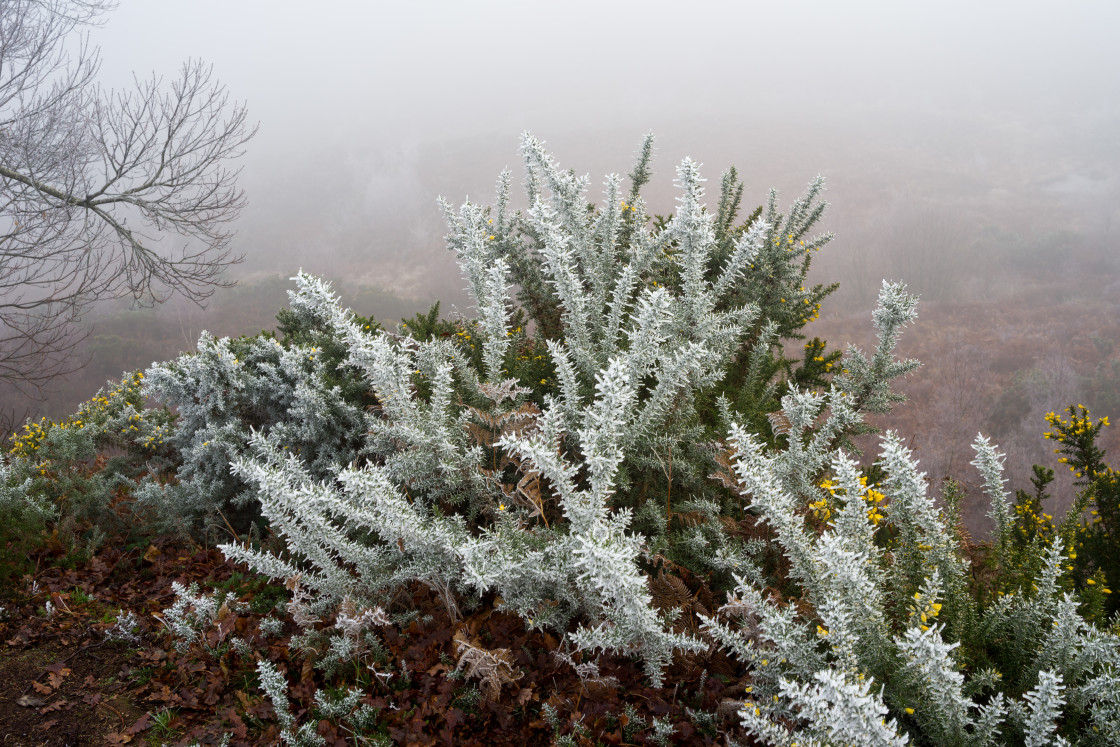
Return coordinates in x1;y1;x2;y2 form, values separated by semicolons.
452;630;524;701
506;469;550;526
710;445;741;493
466;421;498;449
467;402;541;439
285;574;321;630
335;595;390;644
766;410;793;437
553;646;620;695
717;590;756;621
478;379;532;406
650;570;693;611
649;569;713;635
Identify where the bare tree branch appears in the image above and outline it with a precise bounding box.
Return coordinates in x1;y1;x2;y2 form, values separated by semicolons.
0;0;255;392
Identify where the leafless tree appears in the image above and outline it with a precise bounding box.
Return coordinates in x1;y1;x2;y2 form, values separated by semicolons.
0;0;255;390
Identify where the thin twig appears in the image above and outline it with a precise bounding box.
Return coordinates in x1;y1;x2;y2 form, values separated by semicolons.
216;507;241;545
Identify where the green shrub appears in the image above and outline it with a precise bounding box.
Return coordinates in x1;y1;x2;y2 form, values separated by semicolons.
3;372;178;552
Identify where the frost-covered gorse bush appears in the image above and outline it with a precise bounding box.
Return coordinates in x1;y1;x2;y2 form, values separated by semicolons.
209;133;920;686
139;318;373;532
701;389;1120;745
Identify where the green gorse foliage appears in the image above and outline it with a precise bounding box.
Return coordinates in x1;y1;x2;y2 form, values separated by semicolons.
2;371;178;566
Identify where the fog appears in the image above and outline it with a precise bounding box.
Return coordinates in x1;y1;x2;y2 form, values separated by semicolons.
82;1;1119;301
15;0;1120;526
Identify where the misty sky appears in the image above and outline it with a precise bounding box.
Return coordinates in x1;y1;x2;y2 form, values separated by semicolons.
84;1;1120;304
93;1;1120;141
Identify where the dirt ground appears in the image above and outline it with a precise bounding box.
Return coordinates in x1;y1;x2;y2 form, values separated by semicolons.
0;538;755;746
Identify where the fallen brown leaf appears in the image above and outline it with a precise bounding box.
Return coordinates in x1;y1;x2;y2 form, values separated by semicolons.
40;699;67;714
44;661;71;675
125;712;151;734
46;667;70;689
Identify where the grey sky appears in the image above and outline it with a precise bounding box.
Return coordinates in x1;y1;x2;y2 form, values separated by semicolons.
84;1;1120;303
92;1;1120;136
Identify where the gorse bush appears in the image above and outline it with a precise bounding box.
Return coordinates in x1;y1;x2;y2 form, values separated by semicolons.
7;371;177;523
0;372;184;594
1003;406;1120;621
209;133;920;688
1;372;178;574
10;133;1120;745
703;403;1120;745
136;326;374;534
64;135;845;544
